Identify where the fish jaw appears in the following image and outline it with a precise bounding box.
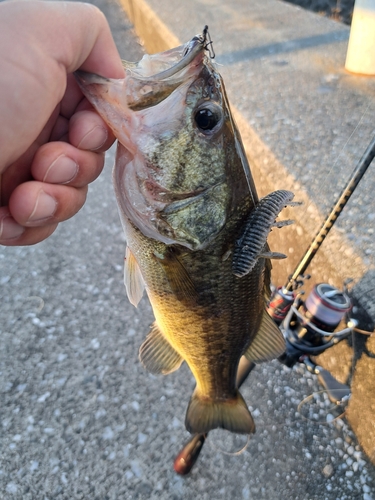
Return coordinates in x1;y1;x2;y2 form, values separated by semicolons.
113;142;182;247
74;33;207;146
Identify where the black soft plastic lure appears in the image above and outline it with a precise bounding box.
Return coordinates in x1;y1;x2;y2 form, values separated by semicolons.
232;190;296;278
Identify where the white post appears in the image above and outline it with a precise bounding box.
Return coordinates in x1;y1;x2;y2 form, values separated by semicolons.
345;0;375;75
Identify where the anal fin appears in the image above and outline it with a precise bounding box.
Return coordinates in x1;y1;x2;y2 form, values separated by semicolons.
139;323;183;375
244;309;286;363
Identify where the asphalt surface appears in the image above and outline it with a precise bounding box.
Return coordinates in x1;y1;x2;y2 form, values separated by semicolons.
284;0;355;25
121;0;375;471
1;0;375;499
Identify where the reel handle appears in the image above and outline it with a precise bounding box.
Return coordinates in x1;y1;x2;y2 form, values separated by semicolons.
317;367;351;404
303;358;350;404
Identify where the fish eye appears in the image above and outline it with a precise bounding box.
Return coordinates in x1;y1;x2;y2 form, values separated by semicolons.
194;106;222;133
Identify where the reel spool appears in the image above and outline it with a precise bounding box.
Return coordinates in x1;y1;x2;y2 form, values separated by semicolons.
302;284;352;339
278;284;352;367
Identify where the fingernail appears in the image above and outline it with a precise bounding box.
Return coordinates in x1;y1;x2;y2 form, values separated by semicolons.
43;155;78;184
27;191;57;223
77;125;108;150
0;216;25;240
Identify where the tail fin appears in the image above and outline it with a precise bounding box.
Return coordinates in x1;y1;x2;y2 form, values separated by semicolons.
185;390;255;435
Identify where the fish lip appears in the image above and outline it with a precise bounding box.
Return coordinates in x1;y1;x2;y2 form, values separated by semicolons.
138;175;227;232
72;35;205;86
158;177;226;213
140;35;206;81
75;35;206;86
122;27;212;82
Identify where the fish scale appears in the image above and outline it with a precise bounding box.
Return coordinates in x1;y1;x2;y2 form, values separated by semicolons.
127;203;264;413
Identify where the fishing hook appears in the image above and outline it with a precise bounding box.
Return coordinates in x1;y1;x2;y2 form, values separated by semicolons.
202;25;215;59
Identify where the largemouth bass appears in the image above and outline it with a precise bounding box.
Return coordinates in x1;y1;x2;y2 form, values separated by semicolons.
75;29;292;435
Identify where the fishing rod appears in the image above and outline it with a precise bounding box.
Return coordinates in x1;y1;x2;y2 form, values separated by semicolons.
285;134;375;292
173;134;375;475
266;133;375;323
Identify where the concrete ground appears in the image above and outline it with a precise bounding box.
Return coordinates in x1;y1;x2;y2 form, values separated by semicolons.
1;0;375;499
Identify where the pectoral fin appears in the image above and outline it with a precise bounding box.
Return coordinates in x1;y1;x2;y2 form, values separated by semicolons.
154;249;197;304
160;182;228;250
124;247;145;307
244;310;286;363
139;323;183;375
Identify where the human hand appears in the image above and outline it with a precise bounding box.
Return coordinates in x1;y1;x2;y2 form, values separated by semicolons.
0;1;125;246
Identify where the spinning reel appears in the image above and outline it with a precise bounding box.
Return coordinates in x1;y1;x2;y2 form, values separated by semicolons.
269;280;354;404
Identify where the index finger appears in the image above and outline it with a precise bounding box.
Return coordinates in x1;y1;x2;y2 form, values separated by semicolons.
0;1;125;171
1;1;126;78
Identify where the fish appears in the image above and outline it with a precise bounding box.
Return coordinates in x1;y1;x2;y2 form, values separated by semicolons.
75;28;293;435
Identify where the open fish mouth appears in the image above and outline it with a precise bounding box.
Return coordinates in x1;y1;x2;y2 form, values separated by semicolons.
75;27;229;250
75;27;212;111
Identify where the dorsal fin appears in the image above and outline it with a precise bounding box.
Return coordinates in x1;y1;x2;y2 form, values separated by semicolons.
244;309;285;363
139;323;183;375
124;246;145;307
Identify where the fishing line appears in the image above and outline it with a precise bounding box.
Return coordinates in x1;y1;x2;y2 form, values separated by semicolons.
222;86;259;207
355;285;375;315
297;389;348;425
350;323;357;384
297;103;371;225
202;25;215;59
353;327;374;336
358;285;375;297
24;295;45;312
206;430;251;456
325;104;370;180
